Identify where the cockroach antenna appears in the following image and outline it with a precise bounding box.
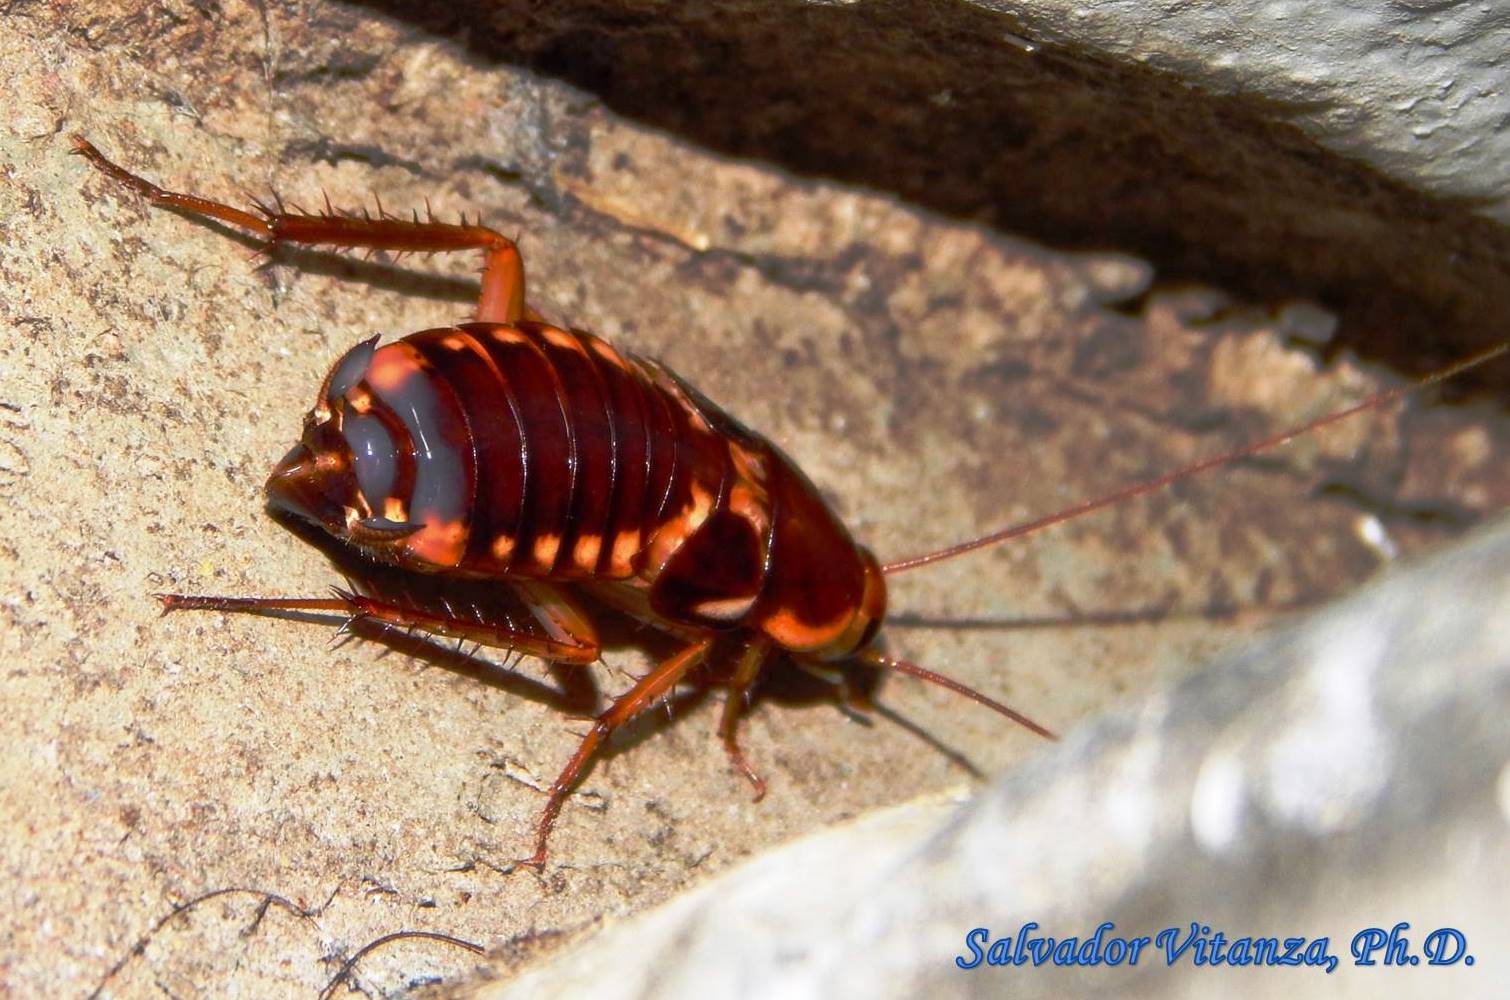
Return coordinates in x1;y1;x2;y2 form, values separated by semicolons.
882;341;1507;575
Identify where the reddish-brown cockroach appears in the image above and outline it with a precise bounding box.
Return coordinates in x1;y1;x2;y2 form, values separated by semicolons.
71;135;1506;869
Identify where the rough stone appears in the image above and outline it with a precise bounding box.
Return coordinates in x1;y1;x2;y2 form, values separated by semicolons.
998;1;1510;219
0;2;1504;997
355;0;1510;390
478;516;1510;1000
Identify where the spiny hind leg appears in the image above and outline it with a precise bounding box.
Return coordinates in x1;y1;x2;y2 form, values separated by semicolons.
519;639;713;869
718;638;771;800
71;135;527;323
157;581;601;666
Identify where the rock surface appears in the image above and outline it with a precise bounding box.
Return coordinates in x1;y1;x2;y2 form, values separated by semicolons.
0;2;1504;997
999;0;1510;218
358;0;1510;387
477;516;1510;1000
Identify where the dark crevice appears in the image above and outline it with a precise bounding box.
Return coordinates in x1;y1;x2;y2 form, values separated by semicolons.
1313;480;1479;532
343;0;1510;395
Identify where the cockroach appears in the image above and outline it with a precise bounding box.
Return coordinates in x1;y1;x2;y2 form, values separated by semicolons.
70;135;1506;869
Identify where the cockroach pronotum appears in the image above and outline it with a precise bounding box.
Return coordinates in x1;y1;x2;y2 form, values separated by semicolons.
70;135;1507;869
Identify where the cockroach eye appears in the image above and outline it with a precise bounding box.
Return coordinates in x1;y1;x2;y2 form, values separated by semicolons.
340;411;398;515
322;335;380;403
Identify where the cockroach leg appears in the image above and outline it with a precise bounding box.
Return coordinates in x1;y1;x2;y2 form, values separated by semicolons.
338;587;601;666
157;592;348;616
792;659;876;719
519;639;713;869
718;638;771;800
70;136;273;238
158;585;601;666
511;581;601;664
70;135;527;324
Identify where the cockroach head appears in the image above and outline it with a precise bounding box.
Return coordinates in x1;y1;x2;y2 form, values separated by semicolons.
265;336;421;550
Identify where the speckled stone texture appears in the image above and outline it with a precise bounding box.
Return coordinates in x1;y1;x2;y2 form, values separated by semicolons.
0;2;1504;997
